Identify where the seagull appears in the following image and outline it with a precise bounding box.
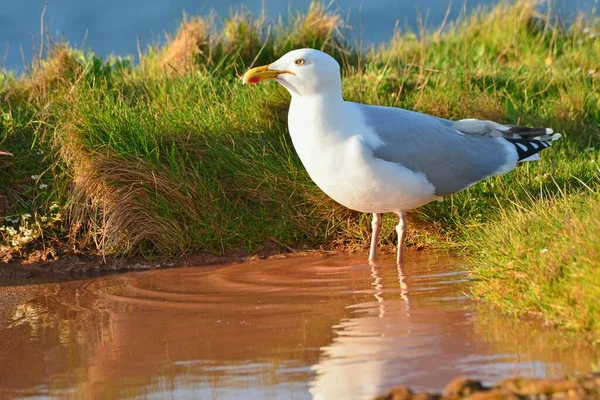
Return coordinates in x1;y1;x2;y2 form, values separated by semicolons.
243;48;560;265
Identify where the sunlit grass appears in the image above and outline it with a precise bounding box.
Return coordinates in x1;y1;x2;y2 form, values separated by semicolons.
468;189;600;336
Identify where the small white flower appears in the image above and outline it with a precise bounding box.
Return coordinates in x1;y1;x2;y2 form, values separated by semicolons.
38;184;48;190
540;248;549;254
6;226;17;236
37;150;44;155
22;213;32;220
40;216;48;222
31;174;40;180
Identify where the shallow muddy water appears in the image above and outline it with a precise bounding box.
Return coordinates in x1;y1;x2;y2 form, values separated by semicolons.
0;252;598;399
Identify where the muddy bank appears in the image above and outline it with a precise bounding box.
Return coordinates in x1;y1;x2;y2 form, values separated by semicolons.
377;374;600;399
0;244;323;279
0;237;393;279
0;250;239;279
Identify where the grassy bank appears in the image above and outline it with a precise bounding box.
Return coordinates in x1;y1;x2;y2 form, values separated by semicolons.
469;191;600;335
1;2;599;333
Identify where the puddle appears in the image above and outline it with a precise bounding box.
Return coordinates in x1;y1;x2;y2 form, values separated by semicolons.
0;252;597;399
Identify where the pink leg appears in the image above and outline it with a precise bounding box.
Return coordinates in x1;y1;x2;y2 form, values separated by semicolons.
368;213;382;263
396;211;407;265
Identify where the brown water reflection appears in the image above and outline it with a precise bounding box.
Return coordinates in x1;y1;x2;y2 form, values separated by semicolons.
0;252;597;399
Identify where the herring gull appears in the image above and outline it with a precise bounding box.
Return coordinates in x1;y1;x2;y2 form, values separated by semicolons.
243;48;560;265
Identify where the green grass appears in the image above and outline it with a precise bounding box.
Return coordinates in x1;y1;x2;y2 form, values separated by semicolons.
469;190;600;336
1;2;599;333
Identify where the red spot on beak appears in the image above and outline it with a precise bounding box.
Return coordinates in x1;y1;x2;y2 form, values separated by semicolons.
248;76;260;84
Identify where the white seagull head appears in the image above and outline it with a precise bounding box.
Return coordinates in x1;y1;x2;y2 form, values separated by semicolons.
243;48;341;98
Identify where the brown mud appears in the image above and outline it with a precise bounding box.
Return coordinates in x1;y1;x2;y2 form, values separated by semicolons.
377;374;600;399
0;244;315;278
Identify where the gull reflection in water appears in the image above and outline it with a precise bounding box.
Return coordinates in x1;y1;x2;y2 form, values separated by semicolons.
310;260;413;400
370;263;410;318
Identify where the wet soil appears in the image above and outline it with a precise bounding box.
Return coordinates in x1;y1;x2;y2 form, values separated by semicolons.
377;374;600;399
0;245;291;278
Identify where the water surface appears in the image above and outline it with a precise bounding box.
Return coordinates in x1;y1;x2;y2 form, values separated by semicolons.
3;0;598;72
0;252;598;399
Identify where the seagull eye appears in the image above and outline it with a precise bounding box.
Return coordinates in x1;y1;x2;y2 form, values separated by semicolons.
295;58;306;66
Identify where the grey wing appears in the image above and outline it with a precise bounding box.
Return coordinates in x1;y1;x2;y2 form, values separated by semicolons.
358;104;515;196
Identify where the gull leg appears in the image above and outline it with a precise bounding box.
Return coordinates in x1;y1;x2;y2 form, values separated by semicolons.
368;213;382;263
395;211;407;265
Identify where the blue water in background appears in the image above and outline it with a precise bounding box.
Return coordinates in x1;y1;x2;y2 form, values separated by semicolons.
1;0;598;72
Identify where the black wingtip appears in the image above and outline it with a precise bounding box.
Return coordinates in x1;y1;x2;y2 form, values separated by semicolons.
505;138;551;161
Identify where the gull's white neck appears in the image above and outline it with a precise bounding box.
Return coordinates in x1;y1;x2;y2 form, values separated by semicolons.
288;88;349;147
286;85;375;201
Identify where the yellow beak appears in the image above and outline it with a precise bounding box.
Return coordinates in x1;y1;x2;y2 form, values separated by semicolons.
242;64;294;85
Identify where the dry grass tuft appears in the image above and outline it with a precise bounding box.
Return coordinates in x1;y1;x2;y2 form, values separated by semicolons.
150;2;347;77
58;122;199;256
289;2;343;50
222;10;263;65
160;16;211;76
66;149;199;256
5;44;82;103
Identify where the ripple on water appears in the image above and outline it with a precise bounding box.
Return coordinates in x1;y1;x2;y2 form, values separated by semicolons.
0;251;598;400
